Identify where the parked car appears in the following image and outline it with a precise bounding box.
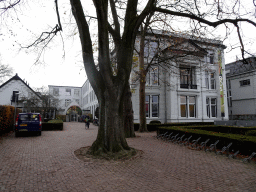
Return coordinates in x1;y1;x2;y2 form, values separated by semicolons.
15;113;42;137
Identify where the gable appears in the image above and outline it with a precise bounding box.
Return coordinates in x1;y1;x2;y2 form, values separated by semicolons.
162;39;207;57
0;74;41;100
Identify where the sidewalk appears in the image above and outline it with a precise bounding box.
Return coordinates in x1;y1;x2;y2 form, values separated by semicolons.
0;122;255;192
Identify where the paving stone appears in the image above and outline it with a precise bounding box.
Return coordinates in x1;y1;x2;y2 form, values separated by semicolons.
0;122;256;191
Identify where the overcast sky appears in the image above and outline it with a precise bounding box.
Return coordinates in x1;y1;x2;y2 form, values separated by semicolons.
0;0;255;89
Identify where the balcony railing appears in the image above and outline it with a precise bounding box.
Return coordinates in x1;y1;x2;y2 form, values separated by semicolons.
180;84;197;89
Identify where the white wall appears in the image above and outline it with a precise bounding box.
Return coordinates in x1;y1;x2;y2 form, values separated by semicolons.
0;80;36;107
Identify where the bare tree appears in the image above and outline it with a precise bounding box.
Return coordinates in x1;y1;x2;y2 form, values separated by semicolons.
0;56;13;83
34;86;60;121
3;0;256;158
67;0;256;157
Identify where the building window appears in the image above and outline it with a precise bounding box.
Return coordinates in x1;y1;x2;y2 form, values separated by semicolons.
206;52;214;64
11;91;19;102
146;66;159;86
75;99;80;105
180;96;196;118
206;97;217;118
53;88;59;96
239;79;250;86
144;40;158;57
180;68;197;89
65;99;71;107
145;95;159;118
74;89;80;96
66;88;71;96
205;71;216;89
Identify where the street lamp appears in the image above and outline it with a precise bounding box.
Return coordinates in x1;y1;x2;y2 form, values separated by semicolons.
13;92;20;130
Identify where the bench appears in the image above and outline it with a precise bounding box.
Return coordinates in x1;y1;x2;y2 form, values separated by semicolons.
228;150;240;159
197;139;210;151
243;152;256;163
217;142;232;156
190;137;201;148
206;140;219;153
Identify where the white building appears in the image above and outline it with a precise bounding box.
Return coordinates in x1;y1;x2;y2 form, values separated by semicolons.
48;80;98;122
225;57;256;119
0;74;41;112
131;31;229;123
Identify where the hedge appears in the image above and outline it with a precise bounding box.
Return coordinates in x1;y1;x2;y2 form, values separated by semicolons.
134;122;214;132
159;125;256;135
56;115;66;122
157;126;256;156
42;119;63;131
134;123;159;132
0;105;20;135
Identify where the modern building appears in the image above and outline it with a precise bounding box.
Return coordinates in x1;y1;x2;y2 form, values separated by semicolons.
225;57;256;119
48;80;98;122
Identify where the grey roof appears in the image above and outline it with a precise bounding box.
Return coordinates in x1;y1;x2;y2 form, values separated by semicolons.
225;57;256;77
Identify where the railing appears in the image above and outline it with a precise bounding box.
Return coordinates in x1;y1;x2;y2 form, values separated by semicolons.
180;84;197;89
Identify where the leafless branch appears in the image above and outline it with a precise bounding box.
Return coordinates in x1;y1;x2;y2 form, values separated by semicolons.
0;0;20;16
21;0;62;65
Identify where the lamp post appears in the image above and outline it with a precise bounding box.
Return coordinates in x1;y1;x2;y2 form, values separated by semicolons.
13;92;20;130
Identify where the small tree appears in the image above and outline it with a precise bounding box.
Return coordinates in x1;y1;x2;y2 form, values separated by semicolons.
0;56;13;83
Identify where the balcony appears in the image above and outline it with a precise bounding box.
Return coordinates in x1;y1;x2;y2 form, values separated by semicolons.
180;84;197;89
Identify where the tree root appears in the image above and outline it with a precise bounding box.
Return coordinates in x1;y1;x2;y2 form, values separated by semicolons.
75;146;140;161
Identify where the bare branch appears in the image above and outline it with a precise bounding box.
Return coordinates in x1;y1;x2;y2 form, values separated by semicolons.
22;0;62;64
154;7;256;28
0;0;20;16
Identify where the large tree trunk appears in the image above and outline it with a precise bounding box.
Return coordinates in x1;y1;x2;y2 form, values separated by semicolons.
88;86;131;156
123;83;135;138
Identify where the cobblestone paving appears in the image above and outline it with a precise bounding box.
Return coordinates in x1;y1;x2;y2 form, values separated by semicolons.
0;122;256;192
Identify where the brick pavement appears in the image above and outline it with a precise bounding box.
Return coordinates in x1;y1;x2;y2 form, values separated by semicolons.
0;122;256;192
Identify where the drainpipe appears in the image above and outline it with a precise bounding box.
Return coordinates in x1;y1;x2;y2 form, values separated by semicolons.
164;71;167;123
200;60;204;122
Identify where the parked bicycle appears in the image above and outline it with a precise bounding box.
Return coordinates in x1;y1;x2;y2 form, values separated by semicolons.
93;119;99;126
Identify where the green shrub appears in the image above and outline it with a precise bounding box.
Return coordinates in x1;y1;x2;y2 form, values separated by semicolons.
48;119;63;123
56;115;66;122
245;130;256;136
149;120;161;124
0;105;20;135
42;119;63;131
